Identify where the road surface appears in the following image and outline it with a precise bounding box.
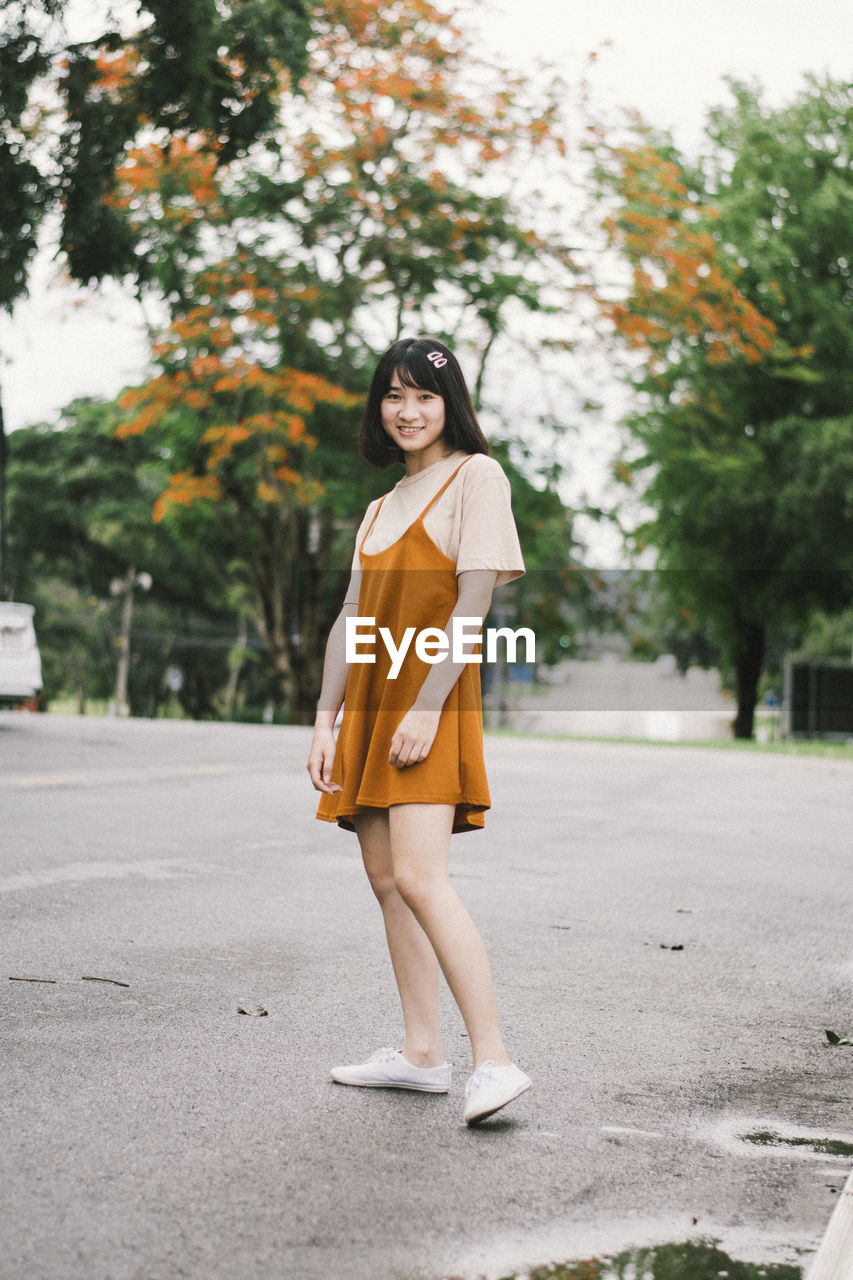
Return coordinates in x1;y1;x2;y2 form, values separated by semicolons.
1;713;851;1279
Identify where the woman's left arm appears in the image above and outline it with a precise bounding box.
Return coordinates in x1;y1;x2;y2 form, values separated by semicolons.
387;569;498;769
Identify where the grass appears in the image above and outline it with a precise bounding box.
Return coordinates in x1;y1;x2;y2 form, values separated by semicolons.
489;728;853;761
43;697;191;719
36;700;853;760
44;696;111;716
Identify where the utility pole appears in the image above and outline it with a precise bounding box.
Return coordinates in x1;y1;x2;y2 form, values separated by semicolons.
111;568;152;716
485;602;509;730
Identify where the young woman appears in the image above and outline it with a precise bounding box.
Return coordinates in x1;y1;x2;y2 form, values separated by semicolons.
307;336;531;1125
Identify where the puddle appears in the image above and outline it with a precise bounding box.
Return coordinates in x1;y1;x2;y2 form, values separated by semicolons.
706;1113;853;1164
743;1129;853;1159
496;1239;802;1278
442;1219;816;1280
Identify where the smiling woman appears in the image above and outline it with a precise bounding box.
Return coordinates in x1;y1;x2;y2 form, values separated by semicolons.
306;335;532;1126
380;377;448;468
359;336;491;470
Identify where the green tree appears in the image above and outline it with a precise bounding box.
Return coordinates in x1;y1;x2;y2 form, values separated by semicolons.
0;0;311;595
112;0;582;721
490;442;615;665
792;607;853;664
5;398;243;715
0;0;310;290
595;77;853;737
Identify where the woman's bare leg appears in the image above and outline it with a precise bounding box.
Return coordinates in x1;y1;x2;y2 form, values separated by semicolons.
354;809;445;1067
388;804;510;1069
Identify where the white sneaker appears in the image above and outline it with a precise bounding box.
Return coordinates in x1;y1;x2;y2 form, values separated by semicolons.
330;1046;452;1092
463;1061;531;1124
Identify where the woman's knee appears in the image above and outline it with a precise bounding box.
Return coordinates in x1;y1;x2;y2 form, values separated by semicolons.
364;857;396;903
355;812;395;902
392;863;445;915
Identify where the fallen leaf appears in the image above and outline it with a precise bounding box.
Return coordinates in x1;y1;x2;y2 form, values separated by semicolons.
825;1029;853;1046
238;1006;268;1017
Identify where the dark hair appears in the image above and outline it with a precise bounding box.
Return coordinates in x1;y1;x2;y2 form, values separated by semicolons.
359;336;490;467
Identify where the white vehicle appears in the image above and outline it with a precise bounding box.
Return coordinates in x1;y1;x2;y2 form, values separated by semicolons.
0;602;43;708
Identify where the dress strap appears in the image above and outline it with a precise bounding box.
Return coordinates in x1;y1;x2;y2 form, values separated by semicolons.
359;494;389;551
418;455;475;521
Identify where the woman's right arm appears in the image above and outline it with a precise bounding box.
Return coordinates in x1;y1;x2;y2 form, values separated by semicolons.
306;601;358;793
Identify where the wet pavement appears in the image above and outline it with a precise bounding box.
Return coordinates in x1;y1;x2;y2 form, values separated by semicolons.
1;713;851;1280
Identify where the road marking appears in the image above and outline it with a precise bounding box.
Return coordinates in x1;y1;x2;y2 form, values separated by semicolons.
601;1125;665;1139
9;774;89;787
0;858;205;894
3;763;248;789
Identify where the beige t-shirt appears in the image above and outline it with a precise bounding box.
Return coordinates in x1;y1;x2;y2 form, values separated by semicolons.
344;451;524;605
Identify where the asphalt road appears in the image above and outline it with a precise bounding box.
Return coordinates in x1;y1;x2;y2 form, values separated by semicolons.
1;713;852;1280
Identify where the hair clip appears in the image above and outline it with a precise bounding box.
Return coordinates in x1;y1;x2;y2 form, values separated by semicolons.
427;350;448;368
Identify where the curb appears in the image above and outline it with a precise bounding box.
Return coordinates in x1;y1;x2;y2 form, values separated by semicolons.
807;1166;853;1280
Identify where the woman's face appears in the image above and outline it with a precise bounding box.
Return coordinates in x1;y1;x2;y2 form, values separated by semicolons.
380;372;448;470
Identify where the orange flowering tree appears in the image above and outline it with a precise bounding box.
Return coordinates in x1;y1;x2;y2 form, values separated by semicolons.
0;0;309;601
57;0;311;283
595;142;777;372
102;0;576;372
0;0;310;290
265;0;573;378
590;80;853;736
115;257;357;718
106;0;583;719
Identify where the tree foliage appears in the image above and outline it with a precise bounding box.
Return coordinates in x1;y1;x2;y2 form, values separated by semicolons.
98;0;573;354
594;77;853;737
114;266;358;718
0;0;312;601
0;0;310;300
106;0;582;721
5;399;251;716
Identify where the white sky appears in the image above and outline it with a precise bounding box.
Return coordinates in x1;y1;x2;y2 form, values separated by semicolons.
2;0;851;479
481;0;851;150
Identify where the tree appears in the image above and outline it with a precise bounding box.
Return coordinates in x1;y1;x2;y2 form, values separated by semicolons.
793;607;853;664
489;441;620;665
115;277;357;719
0;0;310;289
5;398;244;715
95;0;574;360
111;0;582;721
593;78;853;737
0;0;311;595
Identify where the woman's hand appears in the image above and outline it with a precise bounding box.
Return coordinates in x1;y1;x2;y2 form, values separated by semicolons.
307;724;342;793
389;707;441;769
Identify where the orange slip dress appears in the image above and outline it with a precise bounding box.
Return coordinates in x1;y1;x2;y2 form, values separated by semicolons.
316;456;490;834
